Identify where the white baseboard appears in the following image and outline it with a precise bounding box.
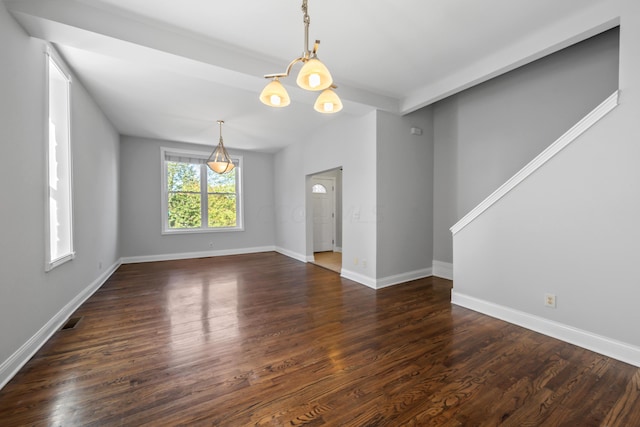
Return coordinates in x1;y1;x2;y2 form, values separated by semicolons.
0;259;121;390
274;247;307;263
341;269;377;289
452;291;640;368
376;268;433;289
340;268;432;290
334;246;342;253
121;246;276;264
432;260;453;280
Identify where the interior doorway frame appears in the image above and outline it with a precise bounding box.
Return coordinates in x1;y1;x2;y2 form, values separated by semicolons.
305;167;343;267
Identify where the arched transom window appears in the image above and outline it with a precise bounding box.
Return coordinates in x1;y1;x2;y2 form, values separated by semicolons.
312;184;327;194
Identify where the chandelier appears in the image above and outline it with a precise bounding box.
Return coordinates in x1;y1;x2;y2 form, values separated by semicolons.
259;0;343;113
206;120;235;174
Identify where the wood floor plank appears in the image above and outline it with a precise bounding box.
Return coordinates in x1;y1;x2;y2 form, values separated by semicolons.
1;252;640;426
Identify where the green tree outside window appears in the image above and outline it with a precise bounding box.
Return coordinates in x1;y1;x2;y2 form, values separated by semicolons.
166;161;237;229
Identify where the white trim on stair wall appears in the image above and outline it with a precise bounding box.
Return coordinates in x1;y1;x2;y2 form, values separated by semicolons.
451;90;619;236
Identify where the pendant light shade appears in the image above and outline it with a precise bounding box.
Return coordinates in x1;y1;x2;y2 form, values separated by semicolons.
313;88;343;113
296;57;332;91
259;78;291;107
206;120;235;174
208;156;234;174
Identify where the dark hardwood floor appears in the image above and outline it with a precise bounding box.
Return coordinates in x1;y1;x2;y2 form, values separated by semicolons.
1;252;639;426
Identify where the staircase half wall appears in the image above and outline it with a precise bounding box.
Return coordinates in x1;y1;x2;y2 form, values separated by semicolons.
450;90;640;367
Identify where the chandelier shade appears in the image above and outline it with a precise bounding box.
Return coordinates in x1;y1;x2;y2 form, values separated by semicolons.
259;78;291;107
206;120;235;174
314;88;343;113
296;57;333;91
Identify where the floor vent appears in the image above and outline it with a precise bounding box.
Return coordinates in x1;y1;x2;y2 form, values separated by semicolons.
61;317;83;330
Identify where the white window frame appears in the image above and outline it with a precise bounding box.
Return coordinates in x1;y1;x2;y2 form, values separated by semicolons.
45;48;75;271
161;147;244;234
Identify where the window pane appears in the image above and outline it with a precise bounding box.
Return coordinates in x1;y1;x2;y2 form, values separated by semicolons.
167;161;201;192
168;192;201;228
312;184;327;194
48;56;73;265
208;194;237;227
162;148;242;233
207;167;235;193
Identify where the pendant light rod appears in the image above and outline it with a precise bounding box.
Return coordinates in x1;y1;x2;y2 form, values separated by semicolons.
263;57;303;80
302;0;311;58
263;0;320;80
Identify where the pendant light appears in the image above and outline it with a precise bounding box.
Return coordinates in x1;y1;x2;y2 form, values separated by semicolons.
259;0;342;113
206;120;235;174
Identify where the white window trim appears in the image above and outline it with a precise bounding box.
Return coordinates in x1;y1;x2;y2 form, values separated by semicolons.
45;46;75;272
160;147;244;234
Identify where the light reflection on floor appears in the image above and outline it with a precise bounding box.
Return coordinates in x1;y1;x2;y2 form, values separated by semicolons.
166;274;240;355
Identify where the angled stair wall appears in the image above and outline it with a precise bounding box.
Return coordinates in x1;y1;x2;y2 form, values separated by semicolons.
450;89;640;366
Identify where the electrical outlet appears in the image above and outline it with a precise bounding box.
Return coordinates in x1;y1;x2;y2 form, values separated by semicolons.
544;293;557;308
362;259;367;268
209;242;214;248
354;257;359;265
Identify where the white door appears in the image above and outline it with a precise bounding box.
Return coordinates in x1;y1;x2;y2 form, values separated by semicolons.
311;177;335;252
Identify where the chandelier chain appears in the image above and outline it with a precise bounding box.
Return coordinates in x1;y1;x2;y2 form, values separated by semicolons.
302;0;310;57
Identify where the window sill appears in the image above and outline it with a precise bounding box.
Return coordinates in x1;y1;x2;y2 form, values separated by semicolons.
46;252;75;272
161;226;244;235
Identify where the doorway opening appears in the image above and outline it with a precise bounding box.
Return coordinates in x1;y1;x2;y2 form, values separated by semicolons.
307;168;342;273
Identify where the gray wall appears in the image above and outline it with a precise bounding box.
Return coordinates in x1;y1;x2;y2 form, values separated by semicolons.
335;169;343;249
274;112;378;284
453;3;640;356
119;136;275;258
0;1;120;382
274;107;435;286
274;140;307;260
432;97;458;264
433;27;620;264
376;109;434;280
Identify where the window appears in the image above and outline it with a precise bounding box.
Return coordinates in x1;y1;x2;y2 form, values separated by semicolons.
46;52;74;271
312;184;327;194
161;148;243;233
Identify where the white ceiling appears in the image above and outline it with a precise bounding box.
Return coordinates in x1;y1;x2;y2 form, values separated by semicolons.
5;0;609;152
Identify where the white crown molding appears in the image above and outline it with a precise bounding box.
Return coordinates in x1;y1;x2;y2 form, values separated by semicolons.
0;260;121;390
451;90;619;236
452;291;640;368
